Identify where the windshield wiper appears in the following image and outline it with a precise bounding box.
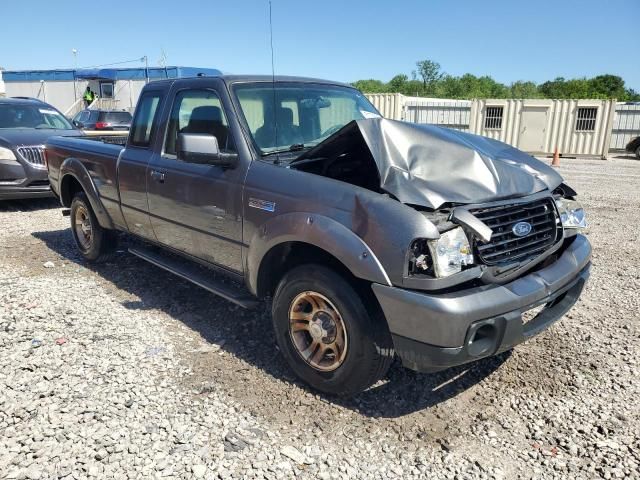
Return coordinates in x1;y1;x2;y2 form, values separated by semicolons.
262;143;310;157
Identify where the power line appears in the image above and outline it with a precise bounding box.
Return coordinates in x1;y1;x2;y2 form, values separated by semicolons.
44;57;147;71
77;57;147;70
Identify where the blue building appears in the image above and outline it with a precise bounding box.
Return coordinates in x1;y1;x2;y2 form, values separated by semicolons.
1;66;221;115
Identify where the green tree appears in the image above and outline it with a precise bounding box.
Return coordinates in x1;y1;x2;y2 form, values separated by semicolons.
402;79;426;96
589;75;626;99
510;81;540;98
413;60;444;94
352;62;638;100
453;74;509;98
388;74;408;93
539;77;589;98
351;79;387;94
436;75;466;98
624;88;640;101
538;77;566;98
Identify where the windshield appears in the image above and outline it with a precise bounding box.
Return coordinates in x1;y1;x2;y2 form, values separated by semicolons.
0;103;74;130
234;83;380;155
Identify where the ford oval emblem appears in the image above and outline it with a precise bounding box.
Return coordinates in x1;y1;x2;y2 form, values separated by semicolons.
512;221;532;237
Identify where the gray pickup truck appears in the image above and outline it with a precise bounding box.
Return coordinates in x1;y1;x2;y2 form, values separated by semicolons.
46;75;591;395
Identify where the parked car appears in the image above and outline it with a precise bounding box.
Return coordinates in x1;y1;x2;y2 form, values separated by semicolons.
46;75;591;395
71;109;132;131
625;136;640;159
0;97;81;200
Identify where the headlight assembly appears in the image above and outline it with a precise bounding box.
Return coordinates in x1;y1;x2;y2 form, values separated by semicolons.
428;227;474;278
555;198;587;229
0;146;18;162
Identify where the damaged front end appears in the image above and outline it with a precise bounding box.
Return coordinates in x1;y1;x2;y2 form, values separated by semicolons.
291;118;586;288
407;193;567;287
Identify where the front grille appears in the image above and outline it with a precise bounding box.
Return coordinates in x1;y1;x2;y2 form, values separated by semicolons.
17;146;46;168
470;197;561;265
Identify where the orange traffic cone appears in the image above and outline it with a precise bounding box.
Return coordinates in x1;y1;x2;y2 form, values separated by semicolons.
552;147;560;167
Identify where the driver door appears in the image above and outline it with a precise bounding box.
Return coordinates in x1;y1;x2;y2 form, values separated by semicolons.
146;85;244;272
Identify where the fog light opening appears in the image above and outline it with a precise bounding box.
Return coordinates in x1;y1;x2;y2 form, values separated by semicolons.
468;324;496;357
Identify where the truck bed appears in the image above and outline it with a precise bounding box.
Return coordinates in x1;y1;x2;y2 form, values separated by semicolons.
46;135;125;218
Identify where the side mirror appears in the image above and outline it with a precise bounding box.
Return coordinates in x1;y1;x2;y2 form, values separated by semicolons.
177;133;237;168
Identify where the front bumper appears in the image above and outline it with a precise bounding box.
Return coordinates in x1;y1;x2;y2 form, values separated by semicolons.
0;157;51;200
373;234;592;373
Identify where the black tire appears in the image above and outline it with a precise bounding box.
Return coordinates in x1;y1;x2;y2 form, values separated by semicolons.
70;192;117;262
635;146;640;160
272;264;394;396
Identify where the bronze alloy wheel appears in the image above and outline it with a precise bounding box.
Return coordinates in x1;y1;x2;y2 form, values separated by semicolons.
288;291;348;372
74;204;93;250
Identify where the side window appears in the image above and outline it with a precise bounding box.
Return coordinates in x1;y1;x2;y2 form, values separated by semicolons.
164;89;235;156
129;92;162;147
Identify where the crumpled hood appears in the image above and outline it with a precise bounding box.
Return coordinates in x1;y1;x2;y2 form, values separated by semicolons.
296;118;564;209
0;128;81;148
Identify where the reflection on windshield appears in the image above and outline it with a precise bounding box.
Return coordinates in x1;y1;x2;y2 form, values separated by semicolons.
0;104;74;130
234;83;380;155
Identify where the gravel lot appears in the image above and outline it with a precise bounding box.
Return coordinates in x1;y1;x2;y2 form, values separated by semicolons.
1;156;639;479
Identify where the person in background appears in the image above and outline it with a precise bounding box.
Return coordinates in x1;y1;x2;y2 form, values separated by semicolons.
83;87;95;108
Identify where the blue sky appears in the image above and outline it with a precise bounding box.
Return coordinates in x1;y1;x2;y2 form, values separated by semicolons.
2;0;639;90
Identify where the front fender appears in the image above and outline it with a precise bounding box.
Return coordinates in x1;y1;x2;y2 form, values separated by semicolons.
246;212;392;295
60;157;114;230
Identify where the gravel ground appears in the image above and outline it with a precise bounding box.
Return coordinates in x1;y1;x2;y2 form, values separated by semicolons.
1;156;639;479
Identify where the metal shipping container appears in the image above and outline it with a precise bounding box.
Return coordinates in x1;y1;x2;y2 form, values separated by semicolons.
366;93;405;121
404;97;471;131
469;99;615;158
610;103;640;151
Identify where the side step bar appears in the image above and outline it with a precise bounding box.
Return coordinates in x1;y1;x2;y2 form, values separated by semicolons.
128;246;259;309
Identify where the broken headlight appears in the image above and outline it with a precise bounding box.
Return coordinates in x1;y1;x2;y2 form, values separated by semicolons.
428;227;474;278
555;198;587;229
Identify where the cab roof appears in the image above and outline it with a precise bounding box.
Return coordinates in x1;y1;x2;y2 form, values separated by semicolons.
148;74;354;89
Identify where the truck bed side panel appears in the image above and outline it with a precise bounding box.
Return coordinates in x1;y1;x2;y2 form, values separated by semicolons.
46;137;126;229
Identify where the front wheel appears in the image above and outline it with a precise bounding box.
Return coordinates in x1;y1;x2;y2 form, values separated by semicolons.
272;264;394;396
635;146;640;160
70;192;117;262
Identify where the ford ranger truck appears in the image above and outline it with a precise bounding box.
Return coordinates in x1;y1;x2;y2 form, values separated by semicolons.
45;75;591;396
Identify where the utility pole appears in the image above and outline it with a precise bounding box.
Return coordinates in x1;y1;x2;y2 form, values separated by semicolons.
72;49;78;101
142;56;149;84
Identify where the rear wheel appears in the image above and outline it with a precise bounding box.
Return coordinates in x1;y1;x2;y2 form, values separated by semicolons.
272;264;394;396
635;145;640;160
70;192;117;262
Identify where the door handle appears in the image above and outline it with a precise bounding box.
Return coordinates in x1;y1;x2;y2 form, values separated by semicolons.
150;170;166;183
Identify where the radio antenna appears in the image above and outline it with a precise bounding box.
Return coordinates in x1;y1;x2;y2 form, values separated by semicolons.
269;1;275;80
268;1;278;153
